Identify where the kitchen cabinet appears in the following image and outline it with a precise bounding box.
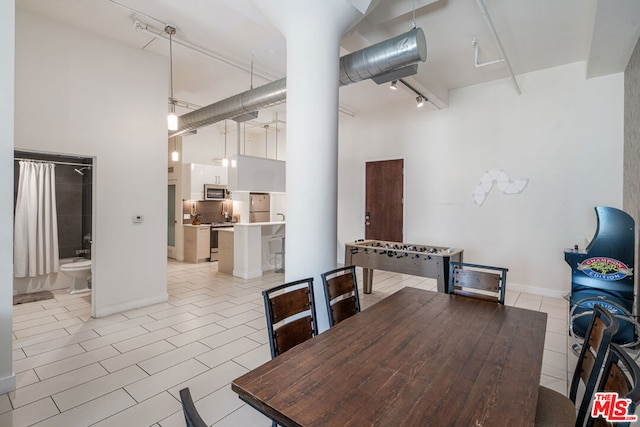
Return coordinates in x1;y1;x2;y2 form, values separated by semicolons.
218;229;234;274
227;155;285;193
182;163;227;200
204;165;227;186
184;225;210;263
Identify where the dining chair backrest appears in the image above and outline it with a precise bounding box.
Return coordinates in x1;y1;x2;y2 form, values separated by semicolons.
448;261;508;304
569;304;620;426
262;278;318;359
587;342;640;427
321;265;361;327
179;387;207;427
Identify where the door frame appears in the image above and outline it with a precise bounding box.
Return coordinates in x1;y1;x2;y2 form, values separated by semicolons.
168;178;183;260
362;156;406;241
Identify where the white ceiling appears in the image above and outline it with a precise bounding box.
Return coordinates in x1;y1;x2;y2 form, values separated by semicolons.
16;0;640;124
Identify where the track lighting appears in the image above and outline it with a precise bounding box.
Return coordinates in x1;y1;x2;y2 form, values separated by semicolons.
392;79;428;109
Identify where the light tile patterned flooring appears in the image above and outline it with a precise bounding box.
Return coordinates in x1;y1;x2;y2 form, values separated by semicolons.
2;260;569;426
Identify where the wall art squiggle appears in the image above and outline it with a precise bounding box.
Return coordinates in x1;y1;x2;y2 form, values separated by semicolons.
473;169;529;206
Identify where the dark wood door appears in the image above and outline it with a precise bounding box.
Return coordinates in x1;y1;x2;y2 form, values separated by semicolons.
365;159;403;241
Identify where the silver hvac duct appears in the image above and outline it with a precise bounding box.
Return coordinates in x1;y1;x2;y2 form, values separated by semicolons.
169;27;427;137
339;27;426;85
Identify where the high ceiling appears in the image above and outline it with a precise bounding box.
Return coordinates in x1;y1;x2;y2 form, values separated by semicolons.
16;0;640;123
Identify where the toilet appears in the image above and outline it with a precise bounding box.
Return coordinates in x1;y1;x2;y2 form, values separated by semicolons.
60;259;92;294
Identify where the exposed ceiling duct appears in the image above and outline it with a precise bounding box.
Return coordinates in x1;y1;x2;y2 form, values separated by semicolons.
169;27;427;138
339;27;426;85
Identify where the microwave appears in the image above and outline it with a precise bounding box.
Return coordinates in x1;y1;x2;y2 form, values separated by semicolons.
204;184;228;200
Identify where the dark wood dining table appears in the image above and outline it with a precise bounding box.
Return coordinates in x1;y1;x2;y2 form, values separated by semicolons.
232;287;548;426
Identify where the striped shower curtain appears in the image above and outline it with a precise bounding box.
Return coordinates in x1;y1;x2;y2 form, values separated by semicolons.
14;161;60;278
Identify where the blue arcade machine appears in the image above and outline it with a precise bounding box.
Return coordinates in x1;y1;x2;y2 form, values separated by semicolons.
565;206;636;345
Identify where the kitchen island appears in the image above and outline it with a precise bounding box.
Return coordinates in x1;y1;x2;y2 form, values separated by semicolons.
217;228;234;274
231;222;285;279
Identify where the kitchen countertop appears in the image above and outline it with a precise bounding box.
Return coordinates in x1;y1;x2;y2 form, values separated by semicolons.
183;223;235;228
233;221;285;227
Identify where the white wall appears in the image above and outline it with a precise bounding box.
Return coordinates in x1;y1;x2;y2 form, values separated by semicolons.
181;121;228;165
338;62;624;297
0;0;16;394
182;117;287;164
14;9;168;316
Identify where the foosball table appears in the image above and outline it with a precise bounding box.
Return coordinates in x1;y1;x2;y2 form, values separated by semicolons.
344;240;464;293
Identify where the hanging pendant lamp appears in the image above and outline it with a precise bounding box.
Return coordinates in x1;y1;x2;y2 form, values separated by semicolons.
222;120;229;167
166;25;178;131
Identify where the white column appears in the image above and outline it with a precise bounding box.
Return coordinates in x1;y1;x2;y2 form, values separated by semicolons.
0;0;16;393
254;1;365;331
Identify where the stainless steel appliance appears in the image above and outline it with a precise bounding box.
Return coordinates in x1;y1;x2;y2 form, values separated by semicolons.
249;193;270;223
204;184;228;201
210;223;233;261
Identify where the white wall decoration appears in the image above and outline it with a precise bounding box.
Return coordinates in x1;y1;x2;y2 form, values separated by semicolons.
473;169;529;206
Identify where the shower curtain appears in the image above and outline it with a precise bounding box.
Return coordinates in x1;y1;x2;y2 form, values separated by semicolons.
14;161;60;278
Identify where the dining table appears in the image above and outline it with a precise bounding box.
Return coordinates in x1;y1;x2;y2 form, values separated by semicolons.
231;287;548;426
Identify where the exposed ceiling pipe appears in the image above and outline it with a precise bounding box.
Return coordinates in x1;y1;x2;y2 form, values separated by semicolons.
476;0;521;95
338;27;426;85
169;27;427;138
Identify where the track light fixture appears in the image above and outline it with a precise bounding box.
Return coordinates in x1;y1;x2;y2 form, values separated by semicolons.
392;78;428;109
166;25;178;131
390;80;398;90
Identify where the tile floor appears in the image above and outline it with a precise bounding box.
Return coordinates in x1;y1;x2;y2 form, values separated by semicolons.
1;260;569;427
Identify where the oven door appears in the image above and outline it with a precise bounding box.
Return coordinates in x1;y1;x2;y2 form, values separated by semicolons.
210;228;219;261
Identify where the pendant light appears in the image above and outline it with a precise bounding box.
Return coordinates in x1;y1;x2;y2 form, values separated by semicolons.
222;120;229;167
264;124;269;158
171;136;179;162
166;25;178;131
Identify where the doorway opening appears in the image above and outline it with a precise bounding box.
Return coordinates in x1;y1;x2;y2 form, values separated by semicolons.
13;150;95;303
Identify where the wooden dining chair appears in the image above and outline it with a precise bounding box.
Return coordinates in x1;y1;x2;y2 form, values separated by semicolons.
448;261;508;304
586;342;640;427
535;304;619;427
262;277;318;359
179;387;207;427
321;265;361;327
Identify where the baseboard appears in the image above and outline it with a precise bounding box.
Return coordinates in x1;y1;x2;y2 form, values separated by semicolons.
508;282;568;299
0;373;16;394
233;269;263;279
94;293;169;318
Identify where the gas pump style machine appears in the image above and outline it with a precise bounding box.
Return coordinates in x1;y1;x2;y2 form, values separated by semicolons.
565;206;637;351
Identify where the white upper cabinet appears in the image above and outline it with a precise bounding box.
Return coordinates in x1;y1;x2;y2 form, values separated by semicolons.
182;163;228;200
204;165;227;186
227;155;285;193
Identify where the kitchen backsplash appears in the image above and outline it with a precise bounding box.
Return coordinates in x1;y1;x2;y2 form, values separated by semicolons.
183;199;233;224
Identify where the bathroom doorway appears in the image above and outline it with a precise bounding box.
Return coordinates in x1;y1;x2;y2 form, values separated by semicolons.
13;150;95;301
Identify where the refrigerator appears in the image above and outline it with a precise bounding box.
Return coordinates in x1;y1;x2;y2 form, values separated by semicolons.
250;193;270;223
